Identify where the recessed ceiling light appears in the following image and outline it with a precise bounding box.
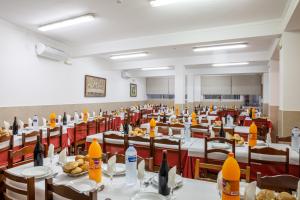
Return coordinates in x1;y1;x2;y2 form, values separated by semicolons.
150;0;184;7
141;67;171;71
38;14;95;32
193;42;248;52
110;52;148;60
212;62;249;67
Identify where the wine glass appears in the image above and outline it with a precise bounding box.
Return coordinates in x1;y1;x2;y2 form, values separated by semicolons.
107;165;116;187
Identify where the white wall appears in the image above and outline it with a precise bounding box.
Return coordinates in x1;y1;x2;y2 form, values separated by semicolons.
268;60;279;106
262;73;269;104
0;19;146;107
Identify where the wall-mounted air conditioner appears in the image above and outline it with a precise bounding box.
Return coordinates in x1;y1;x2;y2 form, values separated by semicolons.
35;43;68;61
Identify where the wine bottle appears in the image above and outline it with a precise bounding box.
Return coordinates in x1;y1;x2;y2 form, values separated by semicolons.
123;122;129;135
162;112;167;123
62;112;67;125
219;122;225;139
34;135;44;166
12;116;18;135
159;150;170;196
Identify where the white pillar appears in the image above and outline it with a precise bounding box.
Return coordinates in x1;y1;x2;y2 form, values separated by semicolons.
278;31;300;136
174;65;186;111
262;73;269;115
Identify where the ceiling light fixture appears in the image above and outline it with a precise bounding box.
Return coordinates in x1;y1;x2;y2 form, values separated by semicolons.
150;0;184;7
110;52;148;60
38;14;95;32
141;67;171;71
193;42;248;52
212;62;249;67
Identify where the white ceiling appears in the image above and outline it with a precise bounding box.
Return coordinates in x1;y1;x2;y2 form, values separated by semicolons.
0;0;290;46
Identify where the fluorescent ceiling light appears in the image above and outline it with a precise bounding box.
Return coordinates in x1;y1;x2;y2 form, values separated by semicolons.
193;43;248;52
38;14;95;32
110;52;148;60
150;0;184;7
212;62;249;67
141;67;171;71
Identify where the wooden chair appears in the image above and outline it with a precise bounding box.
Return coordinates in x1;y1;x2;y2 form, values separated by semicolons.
204;137;236;163
248;146;290;175
45;178;97;200
194;159;251;183
169;124;184;135
276;136;291;144
22;130;42;147
153;138;182;174
87;120;97;135
7;144;47;168
106;153;154;172
97;118;106;133
0;134;13;168
3;170;35;200
102;132;128;154
73;122;88;155
191;124;209;138
127;135;153;158
47;126;63;154
257;172;299;193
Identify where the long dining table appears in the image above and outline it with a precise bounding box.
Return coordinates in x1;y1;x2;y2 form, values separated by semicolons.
6;156;220;200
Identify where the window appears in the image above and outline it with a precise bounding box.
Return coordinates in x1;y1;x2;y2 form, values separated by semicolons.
147;94;174;99
203;95;240;100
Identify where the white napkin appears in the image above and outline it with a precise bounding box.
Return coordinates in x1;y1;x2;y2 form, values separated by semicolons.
266;132;272;144
28;118;33;128
66;115;71;124
59;148;67;164
297;180;300;200
92;112;96;118
210;126;215;138
80;112;84;119
74;112;79;123
157;115;161;122
42;117;47;127
168;128;173;136
119;124;124;132
168;166;177;188
188;116;192;123
99;112;103;117
19;120;24;130
3;121;10;131
169;115;176;123
58;115;62;124
48;144;54;158
107;155;116;176
217;171;222;194
198;116;203;124
129;125;133;132
137;160;145;180
244;181;257;200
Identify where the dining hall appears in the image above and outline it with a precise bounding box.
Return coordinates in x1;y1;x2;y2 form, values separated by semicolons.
0;0;300;199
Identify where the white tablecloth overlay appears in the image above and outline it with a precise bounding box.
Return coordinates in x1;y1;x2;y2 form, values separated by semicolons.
6;156;219;200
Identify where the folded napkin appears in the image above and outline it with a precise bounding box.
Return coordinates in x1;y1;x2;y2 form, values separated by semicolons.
157;115;161;122
188;116;192;123
59;148;67;164
168;166;177;188
119;123;124;132
107;155;116;176
210;126;215;138
244;181;257;200
19;120;24;130
99;112;103;117
297;180;300;200
128;125;132;132
80;112;84;119
92;111;96;118
168;128;173;136
42;117;47;127
28;118;33;128
266;132;272;144
137;160;145;180
66;114;71;124
74;112;79;123
198;116;203;124
217;171;222;194
3;121;10;131
58;115;62;124
48;144;54;158
169;115;176;123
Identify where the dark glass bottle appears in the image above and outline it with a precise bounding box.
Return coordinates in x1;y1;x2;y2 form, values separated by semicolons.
123;122;129;135
62;112;67;125
219;122;225;138
34;135;44;166
249;108;253;119
159;150;170;196
12;117;18;135
162;112;167;123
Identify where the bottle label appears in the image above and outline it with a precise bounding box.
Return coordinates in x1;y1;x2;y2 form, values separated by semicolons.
128;155;137;162
89;157;102;170
222;179;239;196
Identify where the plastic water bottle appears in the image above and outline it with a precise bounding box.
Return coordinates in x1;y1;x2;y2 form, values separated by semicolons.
125;145;137;185
291;127;300;152
33;115;39;131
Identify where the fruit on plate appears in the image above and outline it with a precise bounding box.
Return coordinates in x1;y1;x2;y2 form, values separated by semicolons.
63;155;89;175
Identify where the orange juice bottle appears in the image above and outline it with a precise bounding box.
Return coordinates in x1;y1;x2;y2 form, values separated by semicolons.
175;106;179;116
88;138;102;183
209;104;213;113
251;108;256;119
150;117;156;138
222;153;240;200
83;109;88;123
49;113;56;129
191;112;197;125
249;122;257;147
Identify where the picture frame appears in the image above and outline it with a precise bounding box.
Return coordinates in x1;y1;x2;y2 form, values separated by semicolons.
130;83;137;97
84;75;106;97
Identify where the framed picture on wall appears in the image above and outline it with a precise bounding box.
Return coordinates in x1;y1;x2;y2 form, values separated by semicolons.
85;75;106;97
130;83;137;97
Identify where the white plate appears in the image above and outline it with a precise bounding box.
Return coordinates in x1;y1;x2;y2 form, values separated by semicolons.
152;174;183;188
211;143;230;149
21;166;50;178
131;192;167;200
103;163;126;176
68;179;97;193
